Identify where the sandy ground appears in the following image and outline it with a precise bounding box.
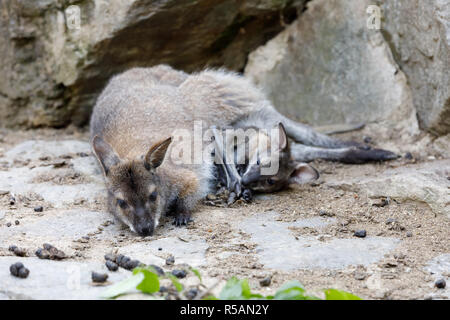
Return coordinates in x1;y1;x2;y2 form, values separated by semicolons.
0;126;448;300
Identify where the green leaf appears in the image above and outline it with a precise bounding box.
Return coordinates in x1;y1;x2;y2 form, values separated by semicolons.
273;280;309;300
324;289;362;300
100;273;145;299
133;268;160;294
240;279;251;298
276;280;305;293
166;273;184;292
190;268;202;282
240;279;265;300
218;277;265;300
219;277;244;300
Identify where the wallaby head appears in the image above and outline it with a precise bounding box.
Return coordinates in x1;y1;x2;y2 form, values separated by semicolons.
241;123;319;192
92;136;173;237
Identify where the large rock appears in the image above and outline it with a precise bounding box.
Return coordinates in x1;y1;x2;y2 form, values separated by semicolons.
377;0;450;135
245;0;419;135
0;0;305;128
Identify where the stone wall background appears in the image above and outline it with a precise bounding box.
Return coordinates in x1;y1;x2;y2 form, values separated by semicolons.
0;0;449;137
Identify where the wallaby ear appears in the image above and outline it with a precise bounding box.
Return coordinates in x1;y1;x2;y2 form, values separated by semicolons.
276;122;288;151
144;137;172;170
92;136;120;175
288;163;319;185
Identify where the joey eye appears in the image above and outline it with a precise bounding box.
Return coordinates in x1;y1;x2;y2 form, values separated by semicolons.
149;191;158;201
117;199;128;209
267;178;276;185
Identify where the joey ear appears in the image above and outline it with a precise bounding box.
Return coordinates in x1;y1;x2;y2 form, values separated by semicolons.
288;163;319;185
144;137;172;170
276;122;288;151
92;136;120;175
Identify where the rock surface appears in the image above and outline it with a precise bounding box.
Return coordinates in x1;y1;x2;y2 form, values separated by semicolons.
326;160;450;218
237;211;399;270
245;0;419;136
377;0;450;135
0;0;305;128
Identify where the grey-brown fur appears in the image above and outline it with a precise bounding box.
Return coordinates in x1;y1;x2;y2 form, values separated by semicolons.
90;64;397;236
212;123;320;194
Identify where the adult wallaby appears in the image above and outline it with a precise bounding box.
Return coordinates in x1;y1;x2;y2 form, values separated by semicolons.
90;65;397;236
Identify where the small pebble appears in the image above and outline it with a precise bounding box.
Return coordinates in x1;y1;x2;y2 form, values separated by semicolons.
118;256;131;268
18;268;30;278
9;262;29;279
354;230;367;238
124;259;141;271
363;136;372;144
354;272;367;281
171;269;187;279
386;218;396;225
34;206;44;212
104;253;117;262
6;222;11;227
35;248;50;259
404;152;413;160
406;232;413;238
165;256;175;266
185;288;198;300
319;210;328;216
35;244;66;260
9;262;24;276
259;276;272;287
158;247;163;251
150;265;165;276
92;272;108;283
105;260;119;272
14;220;20;225
435;279;446;289
159;286;168;293
115;254;125;264
12;247;27;257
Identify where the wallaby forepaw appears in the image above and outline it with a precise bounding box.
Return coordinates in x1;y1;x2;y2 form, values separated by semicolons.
227;192;237;206
242;188;252;202
173;214;192;227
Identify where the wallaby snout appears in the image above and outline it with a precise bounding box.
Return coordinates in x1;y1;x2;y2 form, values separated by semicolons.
134;212;155;237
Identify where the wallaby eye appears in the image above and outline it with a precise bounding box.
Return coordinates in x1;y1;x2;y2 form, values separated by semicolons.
267;178;276;185
117;199;128;209
149;191;158;201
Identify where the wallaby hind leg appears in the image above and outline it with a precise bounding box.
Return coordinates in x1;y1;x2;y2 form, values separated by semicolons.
242;106;367;149
290;143;399;164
